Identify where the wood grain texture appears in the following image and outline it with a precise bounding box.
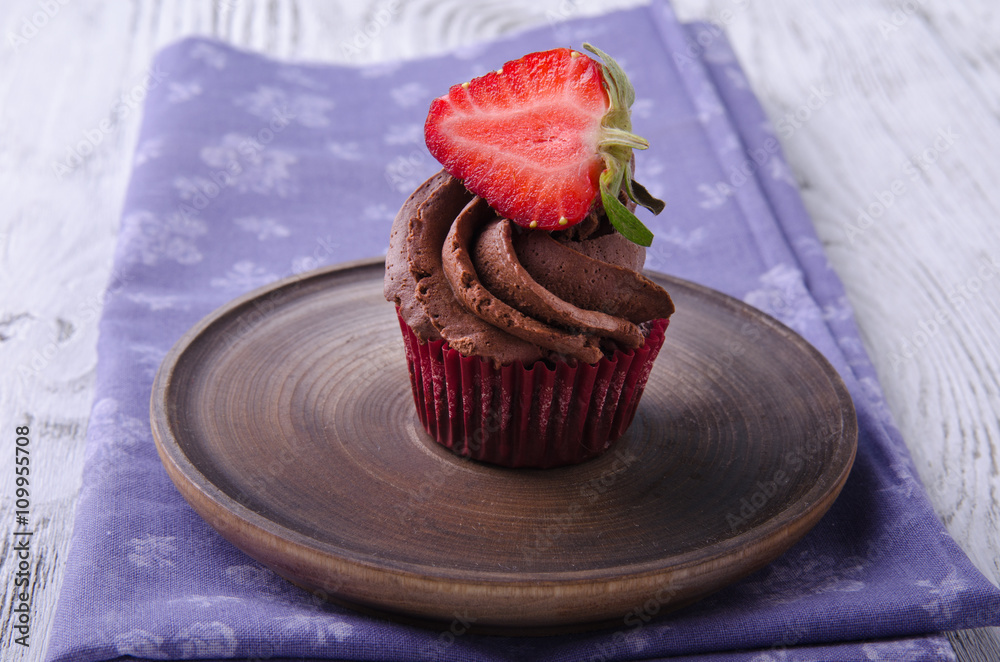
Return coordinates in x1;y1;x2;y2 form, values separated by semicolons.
0;0;996;658
150;260;856;632
949;627;1000;662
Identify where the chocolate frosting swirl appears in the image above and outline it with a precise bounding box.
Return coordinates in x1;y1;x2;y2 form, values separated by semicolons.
385;171;674;365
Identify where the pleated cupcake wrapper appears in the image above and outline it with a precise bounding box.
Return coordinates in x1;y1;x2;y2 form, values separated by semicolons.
398;314;669;468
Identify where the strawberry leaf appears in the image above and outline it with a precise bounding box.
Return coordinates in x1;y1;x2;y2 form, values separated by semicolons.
602;188;654;247
600;167;653;247
624;178;665;215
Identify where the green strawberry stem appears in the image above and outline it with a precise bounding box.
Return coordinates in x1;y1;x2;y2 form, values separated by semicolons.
599;128;649;150
584;43;663;247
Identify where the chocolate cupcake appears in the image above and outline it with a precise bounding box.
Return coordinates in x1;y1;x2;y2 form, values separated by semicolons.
384;45;673;467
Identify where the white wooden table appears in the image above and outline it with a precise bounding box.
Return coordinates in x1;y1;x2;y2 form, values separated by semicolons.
1;1;997;659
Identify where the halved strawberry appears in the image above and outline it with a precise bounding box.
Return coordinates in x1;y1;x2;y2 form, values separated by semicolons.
424;44;663;246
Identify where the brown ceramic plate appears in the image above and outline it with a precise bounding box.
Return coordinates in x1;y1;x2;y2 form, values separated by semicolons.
151;257;856;634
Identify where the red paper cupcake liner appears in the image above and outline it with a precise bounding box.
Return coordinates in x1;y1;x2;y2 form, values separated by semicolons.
398;314;669;468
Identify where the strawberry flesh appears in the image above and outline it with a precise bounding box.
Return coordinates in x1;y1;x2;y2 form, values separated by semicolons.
425;48;609;230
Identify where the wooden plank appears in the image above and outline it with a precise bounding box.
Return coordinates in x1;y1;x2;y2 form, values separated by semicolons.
949;628;1000;662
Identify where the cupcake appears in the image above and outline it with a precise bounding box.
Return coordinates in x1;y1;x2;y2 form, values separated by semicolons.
384;44;674;468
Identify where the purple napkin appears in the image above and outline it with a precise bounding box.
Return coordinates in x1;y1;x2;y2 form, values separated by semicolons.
47;1;1000;660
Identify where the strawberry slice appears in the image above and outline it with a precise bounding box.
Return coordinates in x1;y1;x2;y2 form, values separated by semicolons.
424;44;663;246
